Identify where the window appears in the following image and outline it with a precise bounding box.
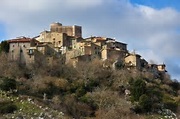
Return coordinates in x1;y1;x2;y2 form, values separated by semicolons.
29;49;33;55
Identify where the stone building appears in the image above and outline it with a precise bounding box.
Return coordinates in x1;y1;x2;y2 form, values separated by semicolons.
6;22;168;75
125;52;141;70
35;22;82;53
101;38;127;61
50;22;82;37
85;37;107;48
8;37;38;64
157;64;167;72
66;40;101;65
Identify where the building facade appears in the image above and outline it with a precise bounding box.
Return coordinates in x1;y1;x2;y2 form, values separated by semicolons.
8;37;37;64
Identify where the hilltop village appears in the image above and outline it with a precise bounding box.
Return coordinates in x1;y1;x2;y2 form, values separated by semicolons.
8;22;166;77
1;22;180;119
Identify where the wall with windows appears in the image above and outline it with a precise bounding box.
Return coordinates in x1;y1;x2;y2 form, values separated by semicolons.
9;42;31;64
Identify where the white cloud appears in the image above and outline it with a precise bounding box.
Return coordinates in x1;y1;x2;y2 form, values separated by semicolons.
65;0;103;8
0;0;180;80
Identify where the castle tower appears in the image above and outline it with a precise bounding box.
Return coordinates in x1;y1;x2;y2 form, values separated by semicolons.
50;22;82;37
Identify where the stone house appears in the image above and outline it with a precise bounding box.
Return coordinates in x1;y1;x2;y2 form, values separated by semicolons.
50;22;82;38
8;37;38;64
85;37;128;61
157;64;167;72
35;22;82;53
125;53;141;70
7;22;168;75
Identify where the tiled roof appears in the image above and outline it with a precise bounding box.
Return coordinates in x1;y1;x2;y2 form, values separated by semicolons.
8;37;32;43
8;37;38;43
96;37;106;41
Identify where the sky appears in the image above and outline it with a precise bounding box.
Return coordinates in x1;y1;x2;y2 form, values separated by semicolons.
0;0;180;81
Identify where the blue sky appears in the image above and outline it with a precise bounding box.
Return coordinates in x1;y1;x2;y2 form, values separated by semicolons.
0;0;179;81
130;0;180;10
0;23;6;40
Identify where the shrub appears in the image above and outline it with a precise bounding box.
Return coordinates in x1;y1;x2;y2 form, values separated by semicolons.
0;77;16;91
139;94;152;112
0;101;17;114
0;41;9;53
169;80;180;93
163;94;178;112
130;79;146;101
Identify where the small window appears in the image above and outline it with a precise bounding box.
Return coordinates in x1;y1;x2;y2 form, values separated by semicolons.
29;49;33;54
20;49;23;53
13;45;14;47
23;45;26;47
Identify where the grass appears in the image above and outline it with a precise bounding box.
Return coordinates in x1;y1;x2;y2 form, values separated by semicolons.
0;90;65;118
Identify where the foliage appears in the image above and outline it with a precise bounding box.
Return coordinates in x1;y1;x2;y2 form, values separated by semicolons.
139;94;152;112
0;52;179;118
169;79;180;93
130;79;146;101
0;41;9;53
0;101;17;114
0;77;16;91
162;94;178;112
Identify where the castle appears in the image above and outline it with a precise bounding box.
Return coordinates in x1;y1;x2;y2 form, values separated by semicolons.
7;22;167;77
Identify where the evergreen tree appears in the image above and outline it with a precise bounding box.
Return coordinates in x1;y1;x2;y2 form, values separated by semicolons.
130;79;146;101
0;41;9;53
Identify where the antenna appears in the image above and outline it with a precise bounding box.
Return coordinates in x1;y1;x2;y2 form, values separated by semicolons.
133;49;136;54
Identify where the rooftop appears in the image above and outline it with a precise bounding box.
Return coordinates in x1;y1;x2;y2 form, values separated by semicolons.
8;37;32;43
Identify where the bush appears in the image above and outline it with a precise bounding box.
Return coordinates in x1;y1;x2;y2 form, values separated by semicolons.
0;41;9;53
163;94;178;112
139;94;152;112
130;79;146;101
0;101;17;114
164;101;178;112
0;77;16;91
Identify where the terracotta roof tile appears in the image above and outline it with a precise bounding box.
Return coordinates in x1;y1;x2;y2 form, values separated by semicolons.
8;37;38;43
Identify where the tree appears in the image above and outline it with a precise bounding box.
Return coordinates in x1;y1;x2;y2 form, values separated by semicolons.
130;79;146;101
0;77;16;91
0;41;9;53
139;94;152;112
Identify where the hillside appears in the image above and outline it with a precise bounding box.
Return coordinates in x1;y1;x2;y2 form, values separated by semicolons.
0;52;179;119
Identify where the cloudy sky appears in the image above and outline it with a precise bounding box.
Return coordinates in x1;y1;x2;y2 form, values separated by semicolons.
0;0;180;81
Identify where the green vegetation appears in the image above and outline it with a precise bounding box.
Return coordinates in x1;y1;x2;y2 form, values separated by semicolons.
0;41;9;53
0;77;16;91
0;101;17;114
0;53;179;118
